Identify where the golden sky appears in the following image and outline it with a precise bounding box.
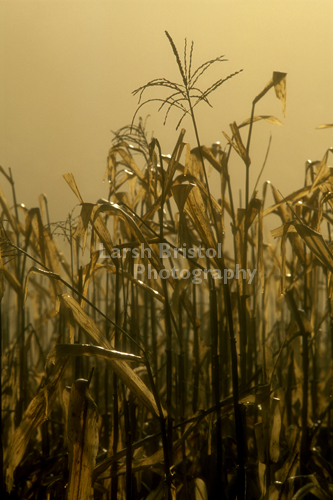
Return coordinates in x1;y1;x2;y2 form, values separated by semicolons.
1;0;332;223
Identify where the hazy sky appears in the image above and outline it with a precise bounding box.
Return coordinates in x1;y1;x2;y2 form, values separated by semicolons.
1;0;332;226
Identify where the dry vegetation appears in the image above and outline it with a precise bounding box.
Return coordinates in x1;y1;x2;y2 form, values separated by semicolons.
1;33;333;500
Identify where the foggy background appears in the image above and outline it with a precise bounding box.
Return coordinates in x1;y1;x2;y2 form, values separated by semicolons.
1;0;332;228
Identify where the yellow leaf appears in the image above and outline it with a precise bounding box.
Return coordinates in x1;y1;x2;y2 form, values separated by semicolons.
63;173;84;204
163;128;186;198
239;115;284;128
47;343;143;364
23;267;60;308
58;293;166;418
5;360;68;492
292;220;333;272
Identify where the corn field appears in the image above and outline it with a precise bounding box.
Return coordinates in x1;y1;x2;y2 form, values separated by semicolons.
2;33;333;500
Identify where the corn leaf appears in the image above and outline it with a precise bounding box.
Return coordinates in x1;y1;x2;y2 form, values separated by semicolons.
292;220;333;273
5;359;68;492
63;173;84;204
239;115;284;128
273;71;287;117
57;293;166;418
47;343;143;364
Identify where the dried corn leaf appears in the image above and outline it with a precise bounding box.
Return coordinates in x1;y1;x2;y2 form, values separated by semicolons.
23;267;61;308
0;184;18;233
26;208;46;265
223;121;250;167
73;203;94;254
163;128;186;198
201;145;223;174
172;182;196;246
80;250;99;308
239;115;284;128
67;379;99;500
3;267;22;297
58;293;166;418
38;193;48;225
247;196;261;227
292;220;333;273
115;447;164;476
184;185;219;266
5;359;68;492
110;143;145;180
44;230;63;296
95;264;165;303
63;173;84;204
311;148;333;193
95;202;163;272
263;184;312;217
230;121;251;166
273;72;287;117
48;343;143;364
271;224;297;239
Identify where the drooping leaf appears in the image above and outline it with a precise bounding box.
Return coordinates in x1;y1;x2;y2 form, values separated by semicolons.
112;144;145;180
239;115;284;128
223;122;251;167
310;148;333;193
47;343;143;364
23;266;61;308
57;293;166;418
63;173;84;204
252;71;286;113
263;184;312;217
273;71;287;117
162;128;186;198
292;220;333;273
94;202;163;272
